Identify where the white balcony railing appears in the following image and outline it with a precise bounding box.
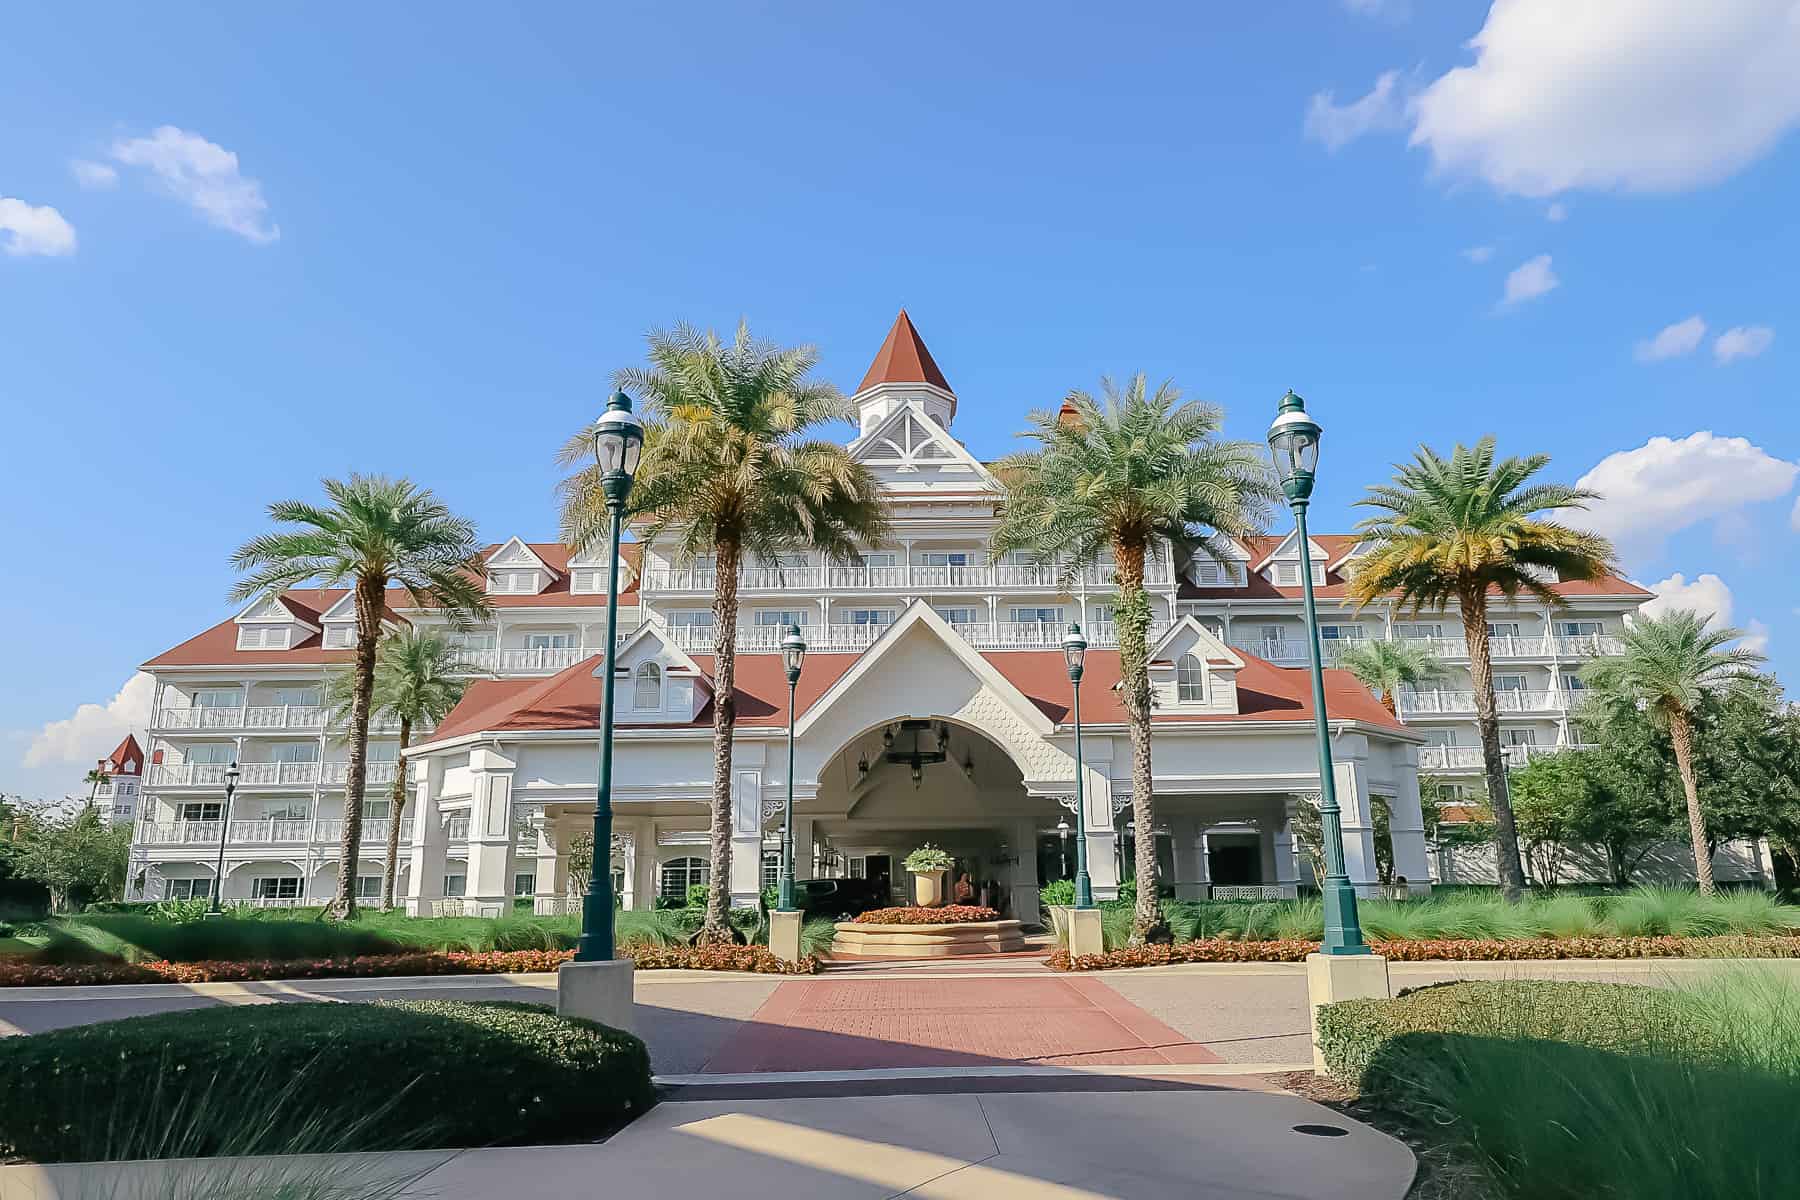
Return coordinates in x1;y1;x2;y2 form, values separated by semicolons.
138;817;415;848
1233;633;1626;667
446;815;471;842
1419;743;1599;773
1398;690;1566;717
150;760;411;789
644;559;1168;595
659;618;1168;654
153;705;417;734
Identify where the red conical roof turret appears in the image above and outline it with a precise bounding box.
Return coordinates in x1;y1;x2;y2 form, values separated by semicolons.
857;310;953;395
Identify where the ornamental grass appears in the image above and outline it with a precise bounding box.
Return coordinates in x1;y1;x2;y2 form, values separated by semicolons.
1048;934;1800;972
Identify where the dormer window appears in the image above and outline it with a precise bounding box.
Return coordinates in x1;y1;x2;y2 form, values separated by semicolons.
1268;562;1325;587
1193;559;1246;587
1176;654;1205;702
237;625;293;650
323;624;356;649
634;662;663;711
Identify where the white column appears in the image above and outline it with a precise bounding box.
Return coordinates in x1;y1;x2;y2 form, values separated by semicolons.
1009;818;1040;922
1333;751;1381;897
1171;816;1205;900
463;745;518;916
1083;763;1121;899
404;761;447;916
1387;753;1431;893
533;817;560;912
729;768;763;907
1273;798;1300;898
793;816;816;889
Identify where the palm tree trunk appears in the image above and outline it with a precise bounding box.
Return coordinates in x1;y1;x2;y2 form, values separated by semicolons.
1667;709;1716;897
1380;690;1398;718
1459;589;1527;902
703;539;742;943
328;575;383;921
1113;539;1161;940
381;716;411;910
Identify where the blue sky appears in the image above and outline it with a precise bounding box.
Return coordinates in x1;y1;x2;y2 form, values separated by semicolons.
4;1;1797;800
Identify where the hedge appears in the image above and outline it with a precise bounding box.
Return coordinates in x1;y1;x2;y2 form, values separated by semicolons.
0;943;817;987
0;999;653;1162
1315;980;1705;1089
1047;934;1800;971
30;914;411;964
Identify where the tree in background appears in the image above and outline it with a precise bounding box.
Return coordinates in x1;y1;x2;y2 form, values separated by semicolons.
1686;680;1800;865
82;769;110;809
558;323;889;943
326;630;468;909
1582;608;1765;896
1336;639;1447;718
12;806;131;912
993;375;1277;939
1349;436;1618;902
232;476;491;919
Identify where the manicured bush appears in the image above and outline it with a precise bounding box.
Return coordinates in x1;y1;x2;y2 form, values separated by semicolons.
623;944;817;973
685;882;711;910
1048;934;1800;971
852;905;1000;924
32;914;410;964
1038;879;1075;907
0;999;652;1162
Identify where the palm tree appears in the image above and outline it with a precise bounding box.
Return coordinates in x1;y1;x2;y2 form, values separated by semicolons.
992;374;1278;939
557;322;889;943
326;630;468;909
1348;437;1618;902
1336;639;1447;717
231;475;490;919
1580;609;1764;896
83;768;111;808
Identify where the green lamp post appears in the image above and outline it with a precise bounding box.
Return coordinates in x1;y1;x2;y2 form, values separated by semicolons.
776;624;807;912
574;390;644;963
1267;390;1368;956
208;760;240;914
1061;623;1095;909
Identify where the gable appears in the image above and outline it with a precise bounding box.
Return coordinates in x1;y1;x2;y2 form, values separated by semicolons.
567;542;637;595
849;402;999;491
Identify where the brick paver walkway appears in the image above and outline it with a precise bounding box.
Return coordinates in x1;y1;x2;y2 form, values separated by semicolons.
702;973;1224;1072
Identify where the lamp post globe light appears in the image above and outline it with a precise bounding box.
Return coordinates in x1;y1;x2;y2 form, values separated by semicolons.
209;760;240;914
1267;391;1367;955
575;390;645;963
1061;623;1095;909
777;624;807;912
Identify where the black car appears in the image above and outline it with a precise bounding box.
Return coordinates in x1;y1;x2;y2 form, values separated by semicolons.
789;877;890;918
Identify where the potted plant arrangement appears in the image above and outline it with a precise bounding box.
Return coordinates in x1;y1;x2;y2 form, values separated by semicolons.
904;844;954;907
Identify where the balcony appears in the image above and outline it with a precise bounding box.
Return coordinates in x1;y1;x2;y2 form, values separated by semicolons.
643;560;1169;596
450;646;589;676
1418;743;1599;772
1399;690;1566;717
1229;632;1625;668
150;761;411;789
136;818;414;847
152;706;418;735
660;619;1166;654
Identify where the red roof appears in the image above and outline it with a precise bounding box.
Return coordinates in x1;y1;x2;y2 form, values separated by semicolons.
857;310;953;395
425;641;1405;742
104;734;145;775
143;543;644;668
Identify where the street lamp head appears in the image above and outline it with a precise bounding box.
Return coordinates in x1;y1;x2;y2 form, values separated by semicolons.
224;760;240;789
592;390;646;505
1267;390;1322;504
1061;622;1088;682
781;624;807;683
1057;817;1070;840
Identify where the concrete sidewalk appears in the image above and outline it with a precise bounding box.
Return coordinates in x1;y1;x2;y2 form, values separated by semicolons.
0;1091;1416;1200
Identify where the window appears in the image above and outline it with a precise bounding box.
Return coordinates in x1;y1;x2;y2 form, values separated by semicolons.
179;802;224;821
1561;673;1588;692
761;851;780;890
271;687;318;707
237;625;292;650
447;630;497;651
995;549;1041;567
921;551;972;567
514;872;537;897
1319;625;1366;641
187;744;234;764
1494;674;1528;692
366;742;399;762
270;743;318;763
362;798;391;820
322;625;355;649
1557;620;1603;637
755;610;812;627
659;856;708;902
1010;607;1063;625
526;632;576;649
934;606;978;625
165;878;213;900
858;552;897;568
1487;622;1523;639
193;688;242;710
355;875;383;899
1500;728;1538;747
762;552;808;569
251;876;302;900
836;609;894;626
1258;624;1286;644
634;662;663;710
1192;558;1244;587
1176;654;1205;702
1424;730;1461;747
667;610;714;628
1394;623;1444;640
442;873;467;898
266;802;310;820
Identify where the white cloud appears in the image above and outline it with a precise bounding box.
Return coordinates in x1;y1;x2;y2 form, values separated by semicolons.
110;126;279;244
1635;315;1708;363
1500;254;1557;306
0;197;77;257
1713;324;1775;363
1461;245;1495;264
1576;432;1800;561
1546;201;1568;221
1642;572;1738;628
70;160;118;190
22;673;154;769
1743;619;1771;655
1407;0;1800;196
1304;71;1407;152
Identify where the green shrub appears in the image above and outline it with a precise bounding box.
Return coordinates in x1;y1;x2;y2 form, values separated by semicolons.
614;908;689;948
0;1000;652;1163
685;882;711;910
800;917;838;958
36;914;409;964
1039;879;1075;908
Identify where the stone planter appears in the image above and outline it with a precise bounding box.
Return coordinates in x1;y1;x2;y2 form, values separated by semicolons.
831;918;1026;959
912;868;948;907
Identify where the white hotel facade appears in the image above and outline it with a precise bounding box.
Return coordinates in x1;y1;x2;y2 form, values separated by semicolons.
128;313;1664;912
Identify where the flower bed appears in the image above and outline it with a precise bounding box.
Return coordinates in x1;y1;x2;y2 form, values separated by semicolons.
0;943;817;987
1047;934;1800;972
851;905;1000;925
